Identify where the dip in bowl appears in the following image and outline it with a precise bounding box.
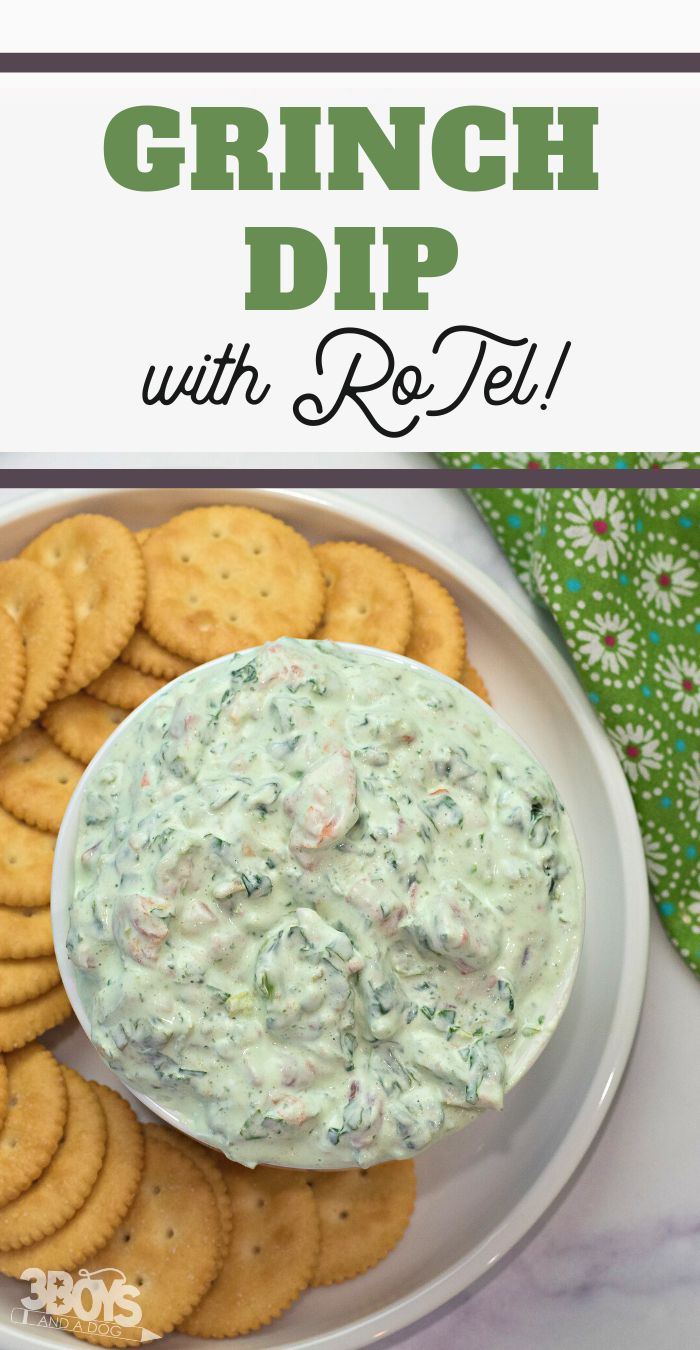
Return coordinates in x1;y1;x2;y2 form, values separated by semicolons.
54;639;584;1169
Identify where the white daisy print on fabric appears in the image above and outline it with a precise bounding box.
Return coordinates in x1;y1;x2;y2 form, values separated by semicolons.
630;454;690;499
501;453;551;471
609;721;663;782
562;489;630;568
638;487;669;503
635;453;689;470
576;610;637;674
642;832;668;886
656;647;700;717
680;751;700;824
528;552;550;603
639;552;697;614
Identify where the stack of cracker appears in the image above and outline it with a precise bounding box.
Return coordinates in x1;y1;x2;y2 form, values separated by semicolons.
0;517;148;1052
0;1043;415;1344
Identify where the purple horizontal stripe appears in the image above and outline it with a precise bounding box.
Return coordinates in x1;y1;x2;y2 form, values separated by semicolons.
1;470;699;488
2;53;700;73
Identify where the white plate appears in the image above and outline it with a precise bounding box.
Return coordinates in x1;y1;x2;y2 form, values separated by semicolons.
0;488;649;1350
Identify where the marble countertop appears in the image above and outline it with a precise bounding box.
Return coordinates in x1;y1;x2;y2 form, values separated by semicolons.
1;471;698;1349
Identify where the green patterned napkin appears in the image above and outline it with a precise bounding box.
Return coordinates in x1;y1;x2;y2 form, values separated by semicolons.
439;451;700;472
437;452;700;978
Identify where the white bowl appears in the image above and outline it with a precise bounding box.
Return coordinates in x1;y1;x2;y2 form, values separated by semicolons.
51;641;585;1162
0;487;648;1350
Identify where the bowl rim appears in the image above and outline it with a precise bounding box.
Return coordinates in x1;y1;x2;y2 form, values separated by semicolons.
52;636;585;1162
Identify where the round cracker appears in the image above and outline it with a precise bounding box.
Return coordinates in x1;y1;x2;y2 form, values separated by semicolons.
0;1043;67;1207
0;807;55;907
0;1066;106;1250
86;660;167;711
120;625;194;680
142;505;325;663
309;1160;416;1285
0;954;59;1009
401;564;466;681
0;558;75;738
0;1081;144;1277
461;661;492;705
146;1122;232;1259
69;1130;222;1346
0;724;83;833
41;692;126;765
0;906;53;960
0;982;72;1052
314;541;414;654
21;513;146;698
0;1055;7;1130
182;1159;320;1338
0;609;26;744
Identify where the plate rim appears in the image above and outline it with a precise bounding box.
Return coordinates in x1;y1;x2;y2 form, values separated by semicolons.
0;486;649;1350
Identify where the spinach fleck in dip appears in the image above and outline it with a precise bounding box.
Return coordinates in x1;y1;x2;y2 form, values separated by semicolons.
69;639;583;1168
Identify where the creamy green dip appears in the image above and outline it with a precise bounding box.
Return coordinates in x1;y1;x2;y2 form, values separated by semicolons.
68;639;583;1168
